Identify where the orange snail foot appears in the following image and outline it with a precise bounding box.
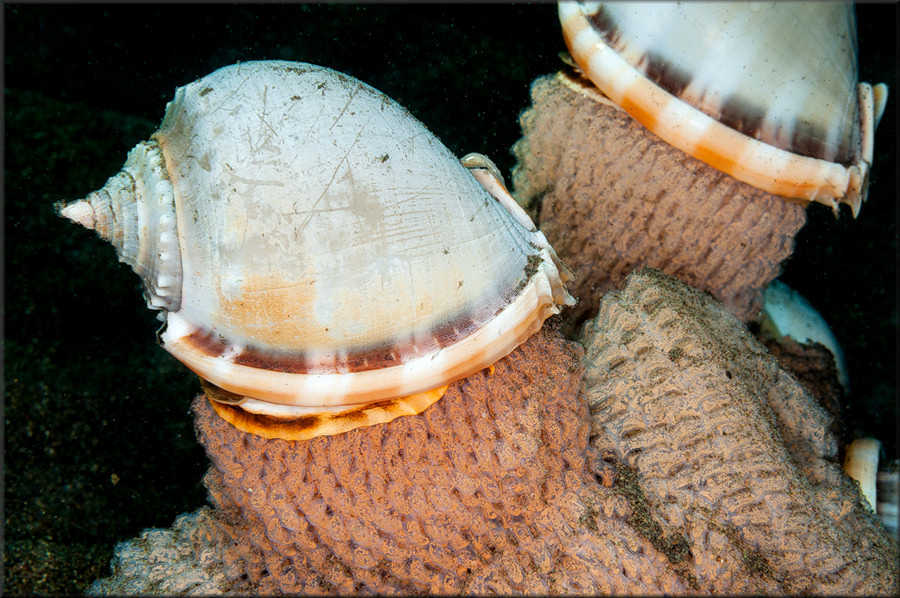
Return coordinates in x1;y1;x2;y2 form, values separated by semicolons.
202;378;448;441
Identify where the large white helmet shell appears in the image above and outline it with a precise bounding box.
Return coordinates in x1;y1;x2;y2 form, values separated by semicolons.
58;60;574;438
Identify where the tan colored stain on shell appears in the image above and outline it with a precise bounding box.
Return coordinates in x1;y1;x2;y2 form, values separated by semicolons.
216;272;324;351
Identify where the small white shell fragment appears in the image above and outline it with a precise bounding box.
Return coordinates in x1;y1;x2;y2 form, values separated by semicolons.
843;437;881;512
760;280;849;391
57;61;574;436
558;1;888;215
876;468;899;537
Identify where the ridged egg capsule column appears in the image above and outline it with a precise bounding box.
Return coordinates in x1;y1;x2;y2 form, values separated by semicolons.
512;1;887;324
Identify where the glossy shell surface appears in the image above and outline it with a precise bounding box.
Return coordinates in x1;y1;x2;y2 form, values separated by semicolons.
559;1;888;215
760;280;849;391
59;60;573;423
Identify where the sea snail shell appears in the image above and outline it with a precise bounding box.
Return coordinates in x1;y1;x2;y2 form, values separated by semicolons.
559;1;889;216
57;60;575;439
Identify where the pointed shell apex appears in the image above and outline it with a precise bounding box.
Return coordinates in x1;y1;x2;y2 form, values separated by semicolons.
57;200;97;230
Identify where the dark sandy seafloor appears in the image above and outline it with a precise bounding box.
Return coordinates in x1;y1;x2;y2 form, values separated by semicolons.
3;4;897;594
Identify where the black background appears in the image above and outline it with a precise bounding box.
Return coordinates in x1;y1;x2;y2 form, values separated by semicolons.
4;4;897;593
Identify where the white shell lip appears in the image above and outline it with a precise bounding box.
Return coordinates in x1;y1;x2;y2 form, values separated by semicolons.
559;1;888;216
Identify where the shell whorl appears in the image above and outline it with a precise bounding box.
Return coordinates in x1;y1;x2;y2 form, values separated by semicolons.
55;60;576;436
57;140;183;312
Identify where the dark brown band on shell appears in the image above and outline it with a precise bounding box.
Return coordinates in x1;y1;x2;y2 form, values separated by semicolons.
176;293;501;375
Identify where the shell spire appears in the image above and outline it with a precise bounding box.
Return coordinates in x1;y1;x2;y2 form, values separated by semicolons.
55;140;183;312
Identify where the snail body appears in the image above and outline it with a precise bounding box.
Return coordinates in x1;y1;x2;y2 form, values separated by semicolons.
59;60;574;439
